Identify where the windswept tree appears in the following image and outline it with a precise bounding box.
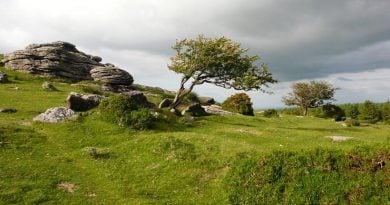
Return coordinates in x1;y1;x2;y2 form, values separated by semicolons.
168;35;276;108
282;81;337;116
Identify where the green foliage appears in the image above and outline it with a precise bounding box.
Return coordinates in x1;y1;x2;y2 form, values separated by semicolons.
0;54;4;66
348;104;360;119
81;85;103;95
225;146;389;204
263;109;279;118
360;100;381;123
183;91;199;103
283;81;337;116
98;95;155;129
222;93;254;116
382;101;390;123
280;107;302;116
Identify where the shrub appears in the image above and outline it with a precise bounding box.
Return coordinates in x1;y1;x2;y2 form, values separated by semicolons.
359;100;380;123
280;107;301;116
345;119;360;127
382;101;390;123
321;104;346;121
263;109;279;118
348;104;360;119
81;85;103;95
222;93;254;116
184;91;199;103
98;95;155;129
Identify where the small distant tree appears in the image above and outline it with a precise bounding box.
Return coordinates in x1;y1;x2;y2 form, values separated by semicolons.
348;104;360;119
359;100;380;123
282;81;337;116
168;35;276;109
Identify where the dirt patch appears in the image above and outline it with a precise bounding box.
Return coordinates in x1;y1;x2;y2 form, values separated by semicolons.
57;182;77;193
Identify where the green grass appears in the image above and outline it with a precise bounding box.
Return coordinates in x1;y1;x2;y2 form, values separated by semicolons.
0;67;389;204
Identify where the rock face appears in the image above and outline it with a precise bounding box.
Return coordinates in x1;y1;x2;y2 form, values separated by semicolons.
0;71;8;83
3;41;103;80
90;64;133;92
181;103;208;117
33;107;78;123
202;105;236;116
158;98;172;109
66;92;104;111
198;97;215;105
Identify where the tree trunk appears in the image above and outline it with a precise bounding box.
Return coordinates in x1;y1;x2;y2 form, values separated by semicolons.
303;107;308;116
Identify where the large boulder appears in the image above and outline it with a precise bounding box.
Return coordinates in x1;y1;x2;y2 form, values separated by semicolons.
33;107;78;123
122;91;155;108
158;98;172;109
66;92;104;111
181;103;208;117
3;41;103;80
90;64;133;92
202;105;236;116
198;97;215;105
0;71;8;83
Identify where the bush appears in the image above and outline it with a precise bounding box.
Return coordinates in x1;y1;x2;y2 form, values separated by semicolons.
81;85;103;95
382;101;390;123
280;107;301;116
345;119;360;127
322;104;346;121
98;95;155;130
184;91;199;103
263;109;279;118
222;93;254;116
225;146;389;204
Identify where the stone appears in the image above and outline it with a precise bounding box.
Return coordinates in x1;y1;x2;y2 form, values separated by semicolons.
66;92;104;111
202;105;236;116
198;97;215;105
122;91;155;108
3;41;103;80
33;107;78;123
327;136;352;142
42;81;57;91
0;71;8;83
90;64;134;92
158;98;172;109
0;108;17;113
181;103;208;117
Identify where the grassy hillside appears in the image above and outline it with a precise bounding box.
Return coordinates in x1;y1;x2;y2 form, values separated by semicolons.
0;66;389;204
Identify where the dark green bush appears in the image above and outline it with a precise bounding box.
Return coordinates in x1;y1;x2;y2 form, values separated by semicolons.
360;100;381;123
225;146;389;205
263;109;279;118
382;101;390;124
322;104;346;121
222;93;254;116
98;95;155;130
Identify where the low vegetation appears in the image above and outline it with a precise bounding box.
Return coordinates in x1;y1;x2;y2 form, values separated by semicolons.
221;93;254;116
0;66;389;204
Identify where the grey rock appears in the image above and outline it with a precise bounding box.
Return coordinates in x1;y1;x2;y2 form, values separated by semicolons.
181;103;207;117
42;81;57;91
198;97;215;105
158;98;172;109
66;92;104;111
0;108;17;113
33;107;78;123
3;41;103;80
122;91;155;108
202;105;236;116
90;64;134;92
0;71;8;83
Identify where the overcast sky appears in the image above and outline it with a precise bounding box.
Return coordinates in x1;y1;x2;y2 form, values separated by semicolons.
1;0;389;108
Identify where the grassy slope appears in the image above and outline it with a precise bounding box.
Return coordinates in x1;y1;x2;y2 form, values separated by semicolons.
0;67;389;204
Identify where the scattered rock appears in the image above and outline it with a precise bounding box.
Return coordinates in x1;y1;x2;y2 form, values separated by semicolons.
0;108;17;113
90;64;134;92
122;91;155;108
170;108;181;116
0;71;8;83
33;107;78;123
198;97;215;105
3;41;103;80
159;98;172;109
66;92;104;111
202;105;236;116
181;103;207;117
42;81;57;91
327;136;353;142
57;182;77;193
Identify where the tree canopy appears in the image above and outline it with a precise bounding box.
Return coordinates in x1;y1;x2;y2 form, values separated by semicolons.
168;35;276;108
282;81;337;116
